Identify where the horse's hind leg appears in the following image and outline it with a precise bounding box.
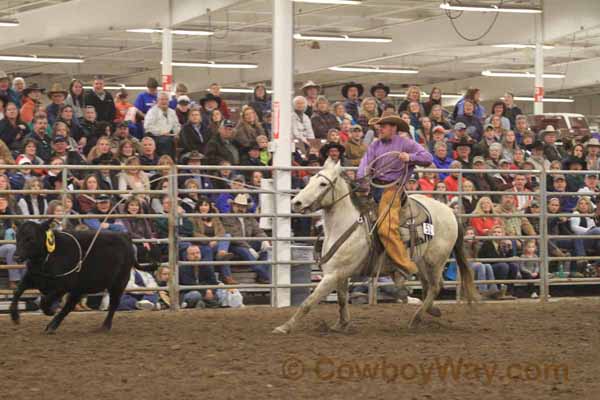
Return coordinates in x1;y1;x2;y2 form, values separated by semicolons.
273;274;339;334
45;292;82;334
331;278;350;332
409;274;441;328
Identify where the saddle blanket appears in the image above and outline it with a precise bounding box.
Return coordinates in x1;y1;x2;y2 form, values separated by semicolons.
399;197;434;250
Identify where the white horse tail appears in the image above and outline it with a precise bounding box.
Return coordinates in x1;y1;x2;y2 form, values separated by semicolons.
453;218;480;303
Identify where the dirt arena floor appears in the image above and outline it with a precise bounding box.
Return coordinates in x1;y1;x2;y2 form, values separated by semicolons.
1;298;599;400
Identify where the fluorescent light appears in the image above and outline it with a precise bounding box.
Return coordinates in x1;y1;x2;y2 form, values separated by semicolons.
0;20;19;27
492;44;554;49
440;2;542;14
389;93;462;99
329;66;418;74
84;85;147;90
501;96;574;103
0;55;84;63
206;88;273;94
292;0;362;4
169;61;257;69
127;28;214;36
482;70;565;79
294;33;391;43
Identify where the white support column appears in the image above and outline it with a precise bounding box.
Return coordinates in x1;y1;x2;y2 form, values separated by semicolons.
533;8;544;114
162;28;173;92
272;0;293;308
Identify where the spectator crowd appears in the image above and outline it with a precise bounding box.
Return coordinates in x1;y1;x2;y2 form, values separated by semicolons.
0;71;598;308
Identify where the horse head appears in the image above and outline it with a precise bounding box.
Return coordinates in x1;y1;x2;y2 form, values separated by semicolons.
292;157;344;214
14;220;53;263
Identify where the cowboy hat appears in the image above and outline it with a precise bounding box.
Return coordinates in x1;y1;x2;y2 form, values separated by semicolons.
47;83;68;98
199;93;222;108
370;114;410;133
563;156;586;170
182;150;205;163
228;194;250;207
541;125;558;138
0;70;8;80
319;142;345;160
525;139;544;151
22;83;45;96
341;82;364;99
301;80;321;95
586;138;600;147
370;82;390;96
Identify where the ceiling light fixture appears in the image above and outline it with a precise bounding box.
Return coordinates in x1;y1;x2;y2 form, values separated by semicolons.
292;0;362;5
482;70;565;79
0;55;84;63
294;33;391;43
127;28;214;36
440;2;542;14
168;61;258;69
501;96;574;103
389;93;463;99
206;88;273;94
329;66;418;74
84;85;147;90
492;44;555;49
0;19;19;27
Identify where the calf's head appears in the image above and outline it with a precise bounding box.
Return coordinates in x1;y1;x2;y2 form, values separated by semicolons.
15;220;53;262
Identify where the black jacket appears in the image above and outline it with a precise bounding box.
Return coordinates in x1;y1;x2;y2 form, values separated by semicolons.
83;90;116;123
0;118;29;151
180;122;211;155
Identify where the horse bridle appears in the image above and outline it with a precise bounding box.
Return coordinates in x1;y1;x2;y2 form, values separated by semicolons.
311;172;361;211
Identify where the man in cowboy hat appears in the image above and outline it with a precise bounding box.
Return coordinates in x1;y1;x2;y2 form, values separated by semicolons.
370;82;391;116
46;82;68;126
221;193;271;284
541;125;565;162
586;137;600;170
341;81;363;122
301;80;321;117
319;141;345;165
19;83;45;124
0;70;20;107
357;114;433;275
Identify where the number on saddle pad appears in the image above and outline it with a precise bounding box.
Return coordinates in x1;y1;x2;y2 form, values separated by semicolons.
422;223;434;237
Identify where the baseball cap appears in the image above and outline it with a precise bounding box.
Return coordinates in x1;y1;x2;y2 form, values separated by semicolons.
116;121;129;129
18;158;32;166
472;156;485;165
499;159;511;165
96;194;111;202
232;174;246;183
221;119;235;128
177;95;191;104
454;122;466;130
52;136;66;144
432;125;445;133
484;123;494;130
552;174;566;181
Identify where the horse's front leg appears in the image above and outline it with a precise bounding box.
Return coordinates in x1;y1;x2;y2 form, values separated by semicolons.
330;277;350;332
273;274;339;334
10;271;33;324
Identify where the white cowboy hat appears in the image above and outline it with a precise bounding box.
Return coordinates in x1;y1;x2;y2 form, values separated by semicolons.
228;194;250;207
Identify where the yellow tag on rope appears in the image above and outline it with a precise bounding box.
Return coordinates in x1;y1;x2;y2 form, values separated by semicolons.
45;230;56;253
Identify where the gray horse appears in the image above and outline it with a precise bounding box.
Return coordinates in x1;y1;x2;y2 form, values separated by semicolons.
273;159;478;334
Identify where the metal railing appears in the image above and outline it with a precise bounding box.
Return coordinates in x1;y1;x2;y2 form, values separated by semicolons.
1;163;599;306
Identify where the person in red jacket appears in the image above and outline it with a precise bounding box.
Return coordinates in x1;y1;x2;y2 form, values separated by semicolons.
417;165;438;197
208;83;231;119
470;196;502;236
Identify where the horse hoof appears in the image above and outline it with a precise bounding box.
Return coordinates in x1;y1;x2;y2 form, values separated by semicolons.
329;322;350;333
44;329;56;335
408;315;422;329
272;325;290;335
426;306;442;318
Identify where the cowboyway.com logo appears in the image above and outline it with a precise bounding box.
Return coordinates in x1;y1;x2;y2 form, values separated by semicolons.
281;356;569;384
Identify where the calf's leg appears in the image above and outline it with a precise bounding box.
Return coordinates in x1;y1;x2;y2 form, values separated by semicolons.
45;292;82;334
100;276;129;332
10;272;33;324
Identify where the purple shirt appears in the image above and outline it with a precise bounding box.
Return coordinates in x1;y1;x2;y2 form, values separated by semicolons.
357;135;433;182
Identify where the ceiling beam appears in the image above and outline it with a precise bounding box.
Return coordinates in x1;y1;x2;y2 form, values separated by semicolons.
0;0;243;50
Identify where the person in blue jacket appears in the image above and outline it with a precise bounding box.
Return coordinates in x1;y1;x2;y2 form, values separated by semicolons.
132;77;159;138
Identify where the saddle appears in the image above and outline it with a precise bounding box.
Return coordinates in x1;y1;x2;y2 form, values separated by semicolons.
398;196;434;252
357;194;434;277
